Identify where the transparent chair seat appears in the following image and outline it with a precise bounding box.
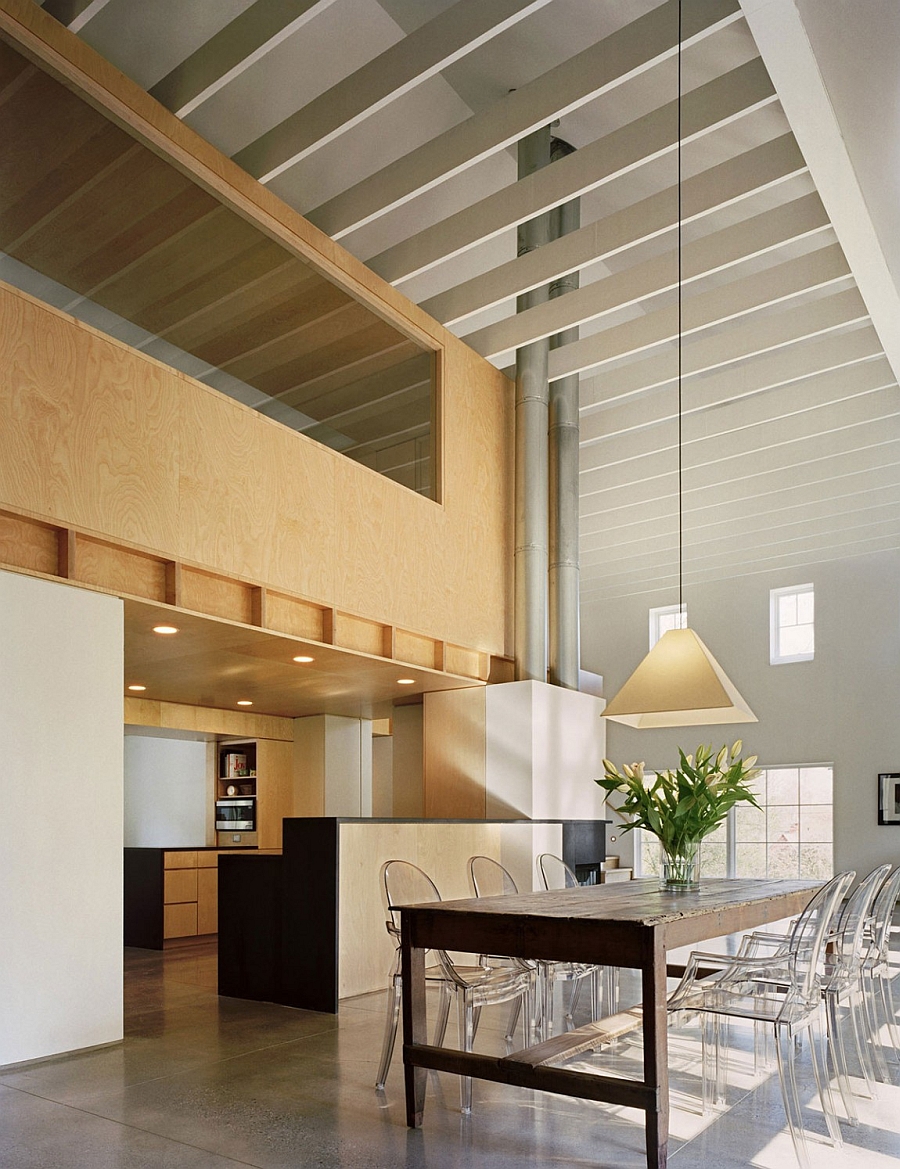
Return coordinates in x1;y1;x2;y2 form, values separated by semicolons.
667;870;855;1169
375;858;535;1114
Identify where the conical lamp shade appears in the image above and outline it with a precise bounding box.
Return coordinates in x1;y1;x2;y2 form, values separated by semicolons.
603;628;757;728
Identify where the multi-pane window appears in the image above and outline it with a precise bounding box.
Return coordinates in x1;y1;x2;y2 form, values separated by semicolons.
637;764;833;881
648;603;686;649
770;583;814;664
734;765;833;880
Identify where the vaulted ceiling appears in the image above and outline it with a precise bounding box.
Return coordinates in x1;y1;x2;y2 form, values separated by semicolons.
27;0;900;603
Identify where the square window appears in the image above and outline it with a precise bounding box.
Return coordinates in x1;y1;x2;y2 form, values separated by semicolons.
770;583;814;664
649;603;686;649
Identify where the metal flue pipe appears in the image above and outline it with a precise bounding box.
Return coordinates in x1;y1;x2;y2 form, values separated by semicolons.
548;136;581;690
514;126;552;682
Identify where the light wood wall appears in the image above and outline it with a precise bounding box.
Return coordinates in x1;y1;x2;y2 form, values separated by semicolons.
0;281;512;657
0;0;514;660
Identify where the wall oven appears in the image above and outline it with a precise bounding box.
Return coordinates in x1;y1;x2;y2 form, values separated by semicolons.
215;797;255;832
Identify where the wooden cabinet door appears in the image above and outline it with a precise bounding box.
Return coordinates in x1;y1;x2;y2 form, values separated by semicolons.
197;866;218;935
255;739;294;849
164;902;198;938
164;868;198;904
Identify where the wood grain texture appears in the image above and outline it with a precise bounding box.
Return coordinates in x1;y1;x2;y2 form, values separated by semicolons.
255;738;294;850
164;869;197;904
423;688;487;820
163;901;197;939
78;537;166;601
332;612;390;657
265;592;327;641
0;511;57;574
124;697;293;741
395;629;441;670
196;867;218;935
181;567;254;625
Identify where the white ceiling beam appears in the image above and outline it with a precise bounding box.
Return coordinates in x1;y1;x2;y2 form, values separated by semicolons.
150;0;339;118
581;411;900;509
576;286;868;411
581;357;892;468
547;242;849;383
422;132;807;327
740;0;900;386
308;0;742;239
581;455;900;538
463;192;830;359
41;0;114;32
583;502;900;576
582;325;882;446
369;57;774;285
233;0;557;182
583;482;900;559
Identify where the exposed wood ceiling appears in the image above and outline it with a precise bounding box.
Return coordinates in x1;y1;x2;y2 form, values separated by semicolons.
17;0;900;611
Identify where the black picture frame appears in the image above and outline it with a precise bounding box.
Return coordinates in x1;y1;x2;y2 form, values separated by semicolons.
877;773;900;825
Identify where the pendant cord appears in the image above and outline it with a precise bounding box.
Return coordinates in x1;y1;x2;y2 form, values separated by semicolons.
677;0;684;617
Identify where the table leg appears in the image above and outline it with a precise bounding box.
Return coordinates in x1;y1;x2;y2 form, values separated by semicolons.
642;926;669;1169
401;931;427;1128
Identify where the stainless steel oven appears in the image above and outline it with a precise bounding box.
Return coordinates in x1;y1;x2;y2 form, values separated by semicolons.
215;797;255;831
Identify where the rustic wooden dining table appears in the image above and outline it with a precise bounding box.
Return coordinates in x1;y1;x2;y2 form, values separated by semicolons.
400;877;821;1169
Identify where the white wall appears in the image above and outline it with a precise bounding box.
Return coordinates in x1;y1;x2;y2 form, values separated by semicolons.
0;571;123;1065
581;551;900;879
123;735;208;846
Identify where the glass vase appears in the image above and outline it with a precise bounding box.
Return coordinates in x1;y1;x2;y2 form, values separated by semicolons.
660;843;700;891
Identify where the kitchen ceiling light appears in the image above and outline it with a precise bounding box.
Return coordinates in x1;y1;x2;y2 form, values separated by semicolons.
603;2;755;730
127;684;146;691
293;655;315;663
152;625;178;635
236;699;253;706
397;678;416;685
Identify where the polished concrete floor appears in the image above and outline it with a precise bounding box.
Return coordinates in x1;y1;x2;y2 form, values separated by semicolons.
1;941;899;1168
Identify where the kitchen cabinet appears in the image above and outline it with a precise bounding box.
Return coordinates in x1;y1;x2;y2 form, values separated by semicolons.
216;738;293;850
124;846;282;949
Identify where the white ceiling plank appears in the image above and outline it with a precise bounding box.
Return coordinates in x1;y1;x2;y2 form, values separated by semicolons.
581;327;883;446
583;503;900;576
583;485;900;560
740;0;900;386
575;286;868;411
308;0;743;240
369;57;775;285
580;358;893;467
581;458;900;539
547;242;850;383
150;0;340;118
580;412;900;513
40;0;115;33
422;132;807;327
463;191;830;358
233;0;558;182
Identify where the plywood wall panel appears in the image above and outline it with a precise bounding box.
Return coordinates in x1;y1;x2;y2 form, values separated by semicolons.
0;275;511;659
0;511;58;574
0;287;181;550
77;538;167;601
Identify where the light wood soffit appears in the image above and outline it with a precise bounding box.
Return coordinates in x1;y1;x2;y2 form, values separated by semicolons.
0;0;483;359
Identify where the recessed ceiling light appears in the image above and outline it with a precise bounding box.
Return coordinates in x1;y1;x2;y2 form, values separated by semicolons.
397;678;416;685
153;625;178;635
127;684;146;692
237;699;253;706
293;655;314;663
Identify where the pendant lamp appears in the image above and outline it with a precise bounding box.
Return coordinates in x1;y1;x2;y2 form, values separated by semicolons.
603;1;756;730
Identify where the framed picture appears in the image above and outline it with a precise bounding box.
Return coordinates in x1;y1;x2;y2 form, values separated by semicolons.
877;773;900;824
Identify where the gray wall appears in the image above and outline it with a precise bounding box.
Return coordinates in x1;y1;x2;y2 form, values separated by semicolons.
581;550;900;879
124;735;209;847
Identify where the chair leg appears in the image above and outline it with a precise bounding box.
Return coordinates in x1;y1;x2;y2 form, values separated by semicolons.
860;979;891;1084
809;1015;842;1147
876;971;900;1061
604;965;618;1015
541;967;555;1041
826;994;859;1126
567;977;581;1028
433;984;452;1047
375;973;402;1089
775;1024;812;1169
504;997;521;1044
851;987;882;1092
458;994;475;1115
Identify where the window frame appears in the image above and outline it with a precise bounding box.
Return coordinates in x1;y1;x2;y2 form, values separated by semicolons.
648;602;687;650
770;582;815;665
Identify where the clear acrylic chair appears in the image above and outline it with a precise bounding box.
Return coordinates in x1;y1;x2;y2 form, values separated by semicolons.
738;864;891;1120
861;865;900;1073
536;852;615;1037
374;859;535;1113
667;870;855;1169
